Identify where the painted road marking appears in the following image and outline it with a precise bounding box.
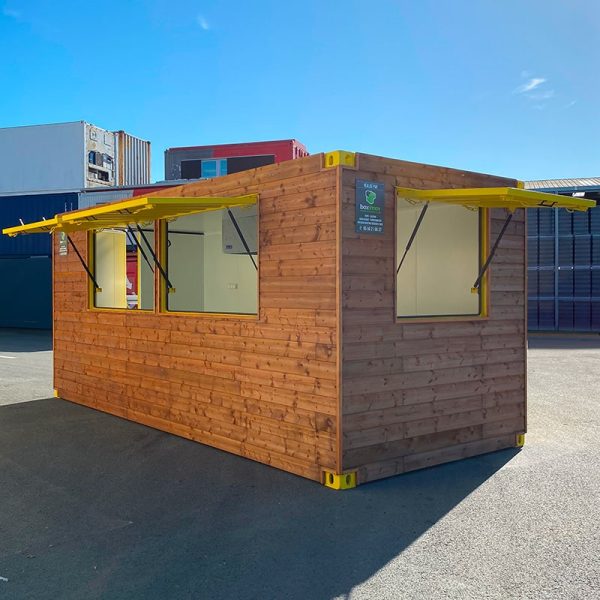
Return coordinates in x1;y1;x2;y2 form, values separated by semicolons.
0;356;15;359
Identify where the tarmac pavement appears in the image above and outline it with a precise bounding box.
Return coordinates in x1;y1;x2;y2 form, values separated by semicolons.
0;329;52;406
0;330;598;599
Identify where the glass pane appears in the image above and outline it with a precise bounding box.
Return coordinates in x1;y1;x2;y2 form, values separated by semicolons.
166;205;258;314
201;160;217;178
94;224;154;310
396;201;480;317
219;159;228;175
95;230;128;308
135;226;155;310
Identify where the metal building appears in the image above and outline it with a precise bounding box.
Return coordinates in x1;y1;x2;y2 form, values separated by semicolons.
526;178;600;332
0;122;150;194
164;139;308;181
0;191;78;328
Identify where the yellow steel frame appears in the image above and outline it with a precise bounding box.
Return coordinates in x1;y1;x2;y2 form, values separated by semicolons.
395;186;595;212
323;150;356;169
158;210;260;319
2;195;258;236
322;469;357;490
395;203;489;322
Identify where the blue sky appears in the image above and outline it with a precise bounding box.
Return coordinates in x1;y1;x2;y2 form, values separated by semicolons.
1;0;598;182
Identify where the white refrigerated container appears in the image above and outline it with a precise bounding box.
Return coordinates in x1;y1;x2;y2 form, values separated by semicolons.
0;121;150;194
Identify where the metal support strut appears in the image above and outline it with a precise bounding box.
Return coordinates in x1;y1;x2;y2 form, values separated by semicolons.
66;234;101;291
227;209;258;271
126;225;154;273
396;202;429;275
471;211;514;292
135;224;175;291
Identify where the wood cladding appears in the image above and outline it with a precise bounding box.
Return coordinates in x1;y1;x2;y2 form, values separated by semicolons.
340;153;526;483
53;152;527;486
54;157;339;482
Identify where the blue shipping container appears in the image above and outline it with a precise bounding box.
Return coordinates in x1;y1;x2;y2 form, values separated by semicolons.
0;192;77;256
0;257;52;328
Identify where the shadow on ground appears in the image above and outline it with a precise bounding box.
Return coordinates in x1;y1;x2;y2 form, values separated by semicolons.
0;328;52;353
0;399;518;600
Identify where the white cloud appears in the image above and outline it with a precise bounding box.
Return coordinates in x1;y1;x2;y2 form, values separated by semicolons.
196;15;210;30
2;6;21;19
565;100;577;109
514;77;546;94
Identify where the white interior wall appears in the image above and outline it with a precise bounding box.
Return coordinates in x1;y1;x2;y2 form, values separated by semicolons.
95;230;127;308
167;208;257;314
167;223;204;312
396;201;480;316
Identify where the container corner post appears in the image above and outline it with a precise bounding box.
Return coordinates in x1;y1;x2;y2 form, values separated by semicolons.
322;469;357;490
323;150;356;169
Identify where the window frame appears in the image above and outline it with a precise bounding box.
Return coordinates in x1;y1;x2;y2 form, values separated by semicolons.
87;225;157;313
394;201;490;324
158;212;260;320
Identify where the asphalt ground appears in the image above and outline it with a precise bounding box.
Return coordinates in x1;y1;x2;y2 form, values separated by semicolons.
0;329;599;599
0;329;52;406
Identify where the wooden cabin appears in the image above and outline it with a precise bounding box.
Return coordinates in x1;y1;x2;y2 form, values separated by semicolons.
4;151;594;488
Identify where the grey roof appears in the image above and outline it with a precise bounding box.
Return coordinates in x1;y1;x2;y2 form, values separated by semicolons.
525;178;600;191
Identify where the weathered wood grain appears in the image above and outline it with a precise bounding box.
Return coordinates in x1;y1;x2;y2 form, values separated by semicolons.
341;156;526;482
54;159;340;482
53;151;528;487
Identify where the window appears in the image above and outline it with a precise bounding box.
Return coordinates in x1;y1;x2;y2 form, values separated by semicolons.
200;159;228;178
93;224;155;310
396;200;483;318
165;204;257;315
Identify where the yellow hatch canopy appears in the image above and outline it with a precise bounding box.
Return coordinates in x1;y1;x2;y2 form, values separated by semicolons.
2;194;258;236
395;186;596;212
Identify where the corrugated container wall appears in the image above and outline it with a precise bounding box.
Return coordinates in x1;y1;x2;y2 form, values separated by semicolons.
0;122;151;194
0;192;78;256
164;139;308;181
0;122;85;194
115;131;151;186
78;189;134;210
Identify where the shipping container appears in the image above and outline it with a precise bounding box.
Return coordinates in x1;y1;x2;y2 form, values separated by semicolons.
0;122;150;194
7;151;593;486
0;256;52;328
114;131;151;186
77;183;178;210
164;139;308;181
0;192;77;256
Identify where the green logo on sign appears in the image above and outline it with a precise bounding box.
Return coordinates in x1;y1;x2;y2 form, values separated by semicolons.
365;190;377;205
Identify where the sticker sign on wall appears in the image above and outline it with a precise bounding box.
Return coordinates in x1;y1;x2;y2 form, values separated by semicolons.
355;179;385;234
58;232;68;256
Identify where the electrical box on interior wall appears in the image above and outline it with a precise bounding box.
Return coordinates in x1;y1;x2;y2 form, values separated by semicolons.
222;205;258;254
